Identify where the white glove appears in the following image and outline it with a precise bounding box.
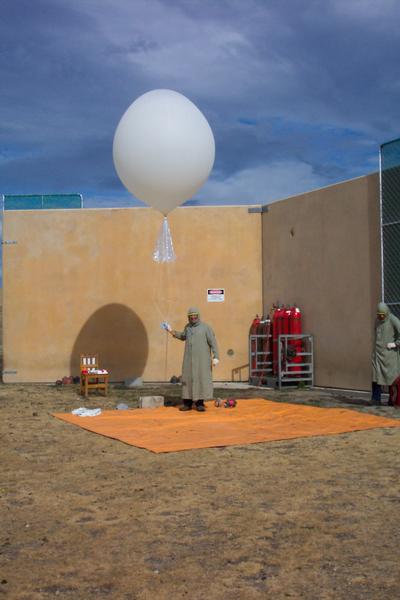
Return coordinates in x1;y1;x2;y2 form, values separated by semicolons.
212;358;219;366
161;321;172;332
387;342;397;349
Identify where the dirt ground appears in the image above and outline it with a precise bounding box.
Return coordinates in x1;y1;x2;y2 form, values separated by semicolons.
1;379;400;600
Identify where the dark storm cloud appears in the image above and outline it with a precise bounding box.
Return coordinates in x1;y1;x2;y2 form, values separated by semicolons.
1;0;400;207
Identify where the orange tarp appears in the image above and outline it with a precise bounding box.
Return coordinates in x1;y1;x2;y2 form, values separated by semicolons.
53;399;400;453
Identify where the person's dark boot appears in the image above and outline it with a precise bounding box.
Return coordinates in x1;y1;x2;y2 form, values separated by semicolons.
195;400;206;412
371;382;382;406
179;400;193;411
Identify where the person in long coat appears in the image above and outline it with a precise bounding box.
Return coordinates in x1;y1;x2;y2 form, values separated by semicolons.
371;302;400;406
167;307;219;411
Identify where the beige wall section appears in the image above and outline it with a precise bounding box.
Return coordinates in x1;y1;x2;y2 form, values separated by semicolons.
262;173;381;390
3;206;262;383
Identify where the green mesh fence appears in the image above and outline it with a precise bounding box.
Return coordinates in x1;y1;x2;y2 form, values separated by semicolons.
380;139;400;319
3;194;83;210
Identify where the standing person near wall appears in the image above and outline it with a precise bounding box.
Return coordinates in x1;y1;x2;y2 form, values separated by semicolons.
164;307;219;412
371;302;400;406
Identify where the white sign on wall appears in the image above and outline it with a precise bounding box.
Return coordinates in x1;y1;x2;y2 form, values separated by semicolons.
207;288;225;302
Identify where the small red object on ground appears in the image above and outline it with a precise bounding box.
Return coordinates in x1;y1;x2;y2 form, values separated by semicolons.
224;398;237;408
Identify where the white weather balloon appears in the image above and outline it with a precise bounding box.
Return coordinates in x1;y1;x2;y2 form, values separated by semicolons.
113;89;215;215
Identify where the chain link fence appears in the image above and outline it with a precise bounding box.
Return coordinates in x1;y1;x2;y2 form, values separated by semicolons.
380;139;400;319
3;194;83;210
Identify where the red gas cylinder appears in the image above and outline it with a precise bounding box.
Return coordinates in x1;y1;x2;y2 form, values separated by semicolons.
272;305;284;375
283;306;291;335
287;306;302;373
290;306;302;335
276;306;291;373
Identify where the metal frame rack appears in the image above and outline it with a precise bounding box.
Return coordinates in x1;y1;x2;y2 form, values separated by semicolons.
249;333;314;389
248;333;273;385
277;334;314;389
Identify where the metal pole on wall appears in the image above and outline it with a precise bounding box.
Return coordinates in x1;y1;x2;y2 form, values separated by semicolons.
379;145;384;302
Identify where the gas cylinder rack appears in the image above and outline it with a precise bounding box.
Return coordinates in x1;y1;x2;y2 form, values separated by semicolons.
248;306;314;388
248;316;273;385
276;333;314;389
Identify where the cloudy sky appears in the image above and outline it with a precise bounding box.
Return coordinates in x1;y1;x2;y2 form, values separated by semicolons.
1;0;400;209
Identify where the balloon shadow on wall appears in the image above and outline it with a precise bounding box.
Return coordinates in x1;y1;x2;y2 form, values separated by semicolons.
70;304;148;381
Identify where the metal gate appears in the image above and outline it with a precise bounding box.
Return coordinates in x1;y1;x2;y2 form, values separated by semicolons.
380;139;400;318
277;334;314;390
249;332;313;388
249;331;273;385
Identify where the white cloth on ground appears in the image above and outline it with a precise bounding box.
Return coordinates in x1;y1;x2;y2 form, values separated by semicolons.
72;407;102;417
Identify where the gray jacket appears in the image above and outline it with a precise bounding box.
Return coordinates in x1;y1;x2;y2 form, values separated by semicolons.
174;320;219;401
372;303;400;385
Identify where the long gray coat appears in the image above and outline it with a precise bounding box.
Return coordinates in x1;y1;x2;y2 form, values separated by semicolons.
372;303;400;385
174;320;219;400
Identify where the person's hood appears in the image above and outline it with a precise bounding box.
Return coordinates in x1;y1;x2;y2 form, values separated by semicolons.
187;306;201;326
377;302;390;319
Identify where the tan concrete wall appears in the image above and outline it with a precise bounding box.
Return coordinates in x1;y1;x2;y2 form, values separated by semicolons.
2;206;262;383
262;173;381;390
